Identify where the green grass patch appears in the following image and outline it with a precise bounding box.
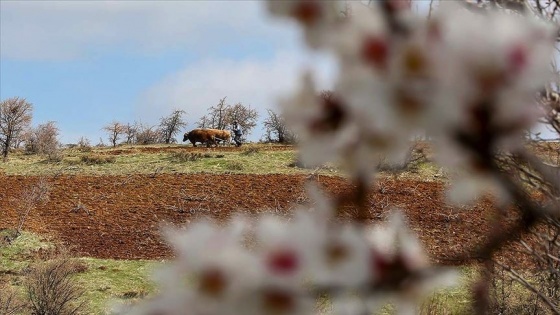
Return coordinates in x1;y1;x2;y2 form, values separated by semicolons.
0;145;342;177
0;144;451;181
366;267;477;315
75;258;158;315
0;231;160;315
0;230;54;273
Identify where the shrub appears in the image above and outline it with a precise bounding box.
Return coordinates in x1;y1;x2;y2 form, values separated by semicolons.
80;155;116;165
241;147;260;155
134;125;164;145
225;161;244;170
0;284;26;315
16;178;51;236
171;151;203;162
76;137;92;152
171;151;218;162
25;258;87;315
24;121;61;161
287;156;311;169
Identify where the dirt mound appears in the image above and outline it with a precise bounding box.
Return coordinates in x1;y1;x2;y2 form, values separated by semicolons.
0;173;520;265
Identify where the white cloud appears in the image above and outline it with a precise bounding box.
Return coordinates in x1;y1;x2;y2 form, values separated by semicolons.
0;1;293;60
136;50;337;141
1;0;335;143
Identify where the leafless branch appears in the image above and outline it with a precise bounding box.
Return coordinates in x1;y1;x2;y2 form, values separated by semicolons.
494;260;560;314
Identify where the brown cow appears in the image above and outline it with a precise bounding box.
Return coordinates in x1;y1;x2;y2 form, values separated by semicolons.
182;129;230;147
213;129;232;146
183;129;216;147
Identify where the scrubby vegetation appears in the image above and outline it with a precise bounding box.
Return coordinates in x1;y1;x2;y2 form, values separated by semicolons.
80;155;117;165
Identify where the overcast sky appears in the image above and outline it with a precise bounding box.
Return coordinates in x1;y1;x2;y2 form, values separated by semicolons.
0;0;336;144
1;1;555;144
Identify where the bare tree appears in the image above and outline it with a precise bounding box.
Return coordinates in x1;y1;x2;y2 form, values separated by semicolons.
135;124;164;145
225;102;258;139
15;178;50;237
0;97;33;160
198;97;229;130
197;115;210;129
122;123;138;145
24;121;61;160
197;97;259;139
263;109;294;143
159;109;187;144
12;127;28;149
103;121;125;147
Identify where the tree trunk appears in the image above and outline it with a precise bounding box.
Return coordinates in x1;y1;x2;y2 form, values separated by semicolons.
2;134;12;160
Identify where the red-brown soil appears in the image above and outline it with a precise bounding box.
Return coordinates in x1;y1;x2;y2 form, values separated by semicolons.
1;173;518;265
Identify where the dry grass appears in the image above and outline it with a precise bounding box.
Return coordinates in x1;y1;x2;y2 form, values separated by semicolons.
171;151;215;162
0;284;26;315
0;144;451;181
80;155;116;165
0;145;325;177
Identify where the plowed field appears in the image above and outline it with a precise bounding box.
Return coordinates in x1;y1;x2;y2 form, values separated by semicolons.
0;173;509;265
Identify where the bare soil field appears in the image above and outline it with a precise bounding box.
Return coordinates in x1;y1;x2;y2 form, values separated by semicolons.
1;173;515;266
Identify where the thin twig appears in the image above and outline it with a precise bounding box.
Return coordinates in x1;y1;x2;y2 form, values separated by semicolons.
428;0;435;20
494;260;560;314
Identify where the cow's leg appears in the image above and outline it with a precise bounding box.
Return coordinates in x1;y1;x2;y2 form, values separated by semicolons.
215;138;223;147
190;140;197;147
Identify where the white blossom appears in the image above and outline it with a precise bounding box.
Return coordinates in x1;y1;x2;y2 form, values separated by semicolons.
427;4;556;203
266;0;344;48
365;211;458;313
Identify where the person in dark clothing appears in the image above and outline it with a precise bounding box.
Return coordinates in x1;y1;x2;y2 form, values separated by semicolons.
232;121;242;147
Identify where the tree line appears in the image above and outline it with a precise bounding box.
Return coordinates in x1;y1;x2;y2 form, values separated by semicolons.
0;95;307;160
0;97;60;161
101;96;293;147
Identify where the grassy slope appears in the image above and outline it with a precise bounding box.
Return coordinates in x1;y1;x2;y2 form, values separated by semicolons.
0;231;157;315
0;144;446;183
76;258;157;314
0;145;337;177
